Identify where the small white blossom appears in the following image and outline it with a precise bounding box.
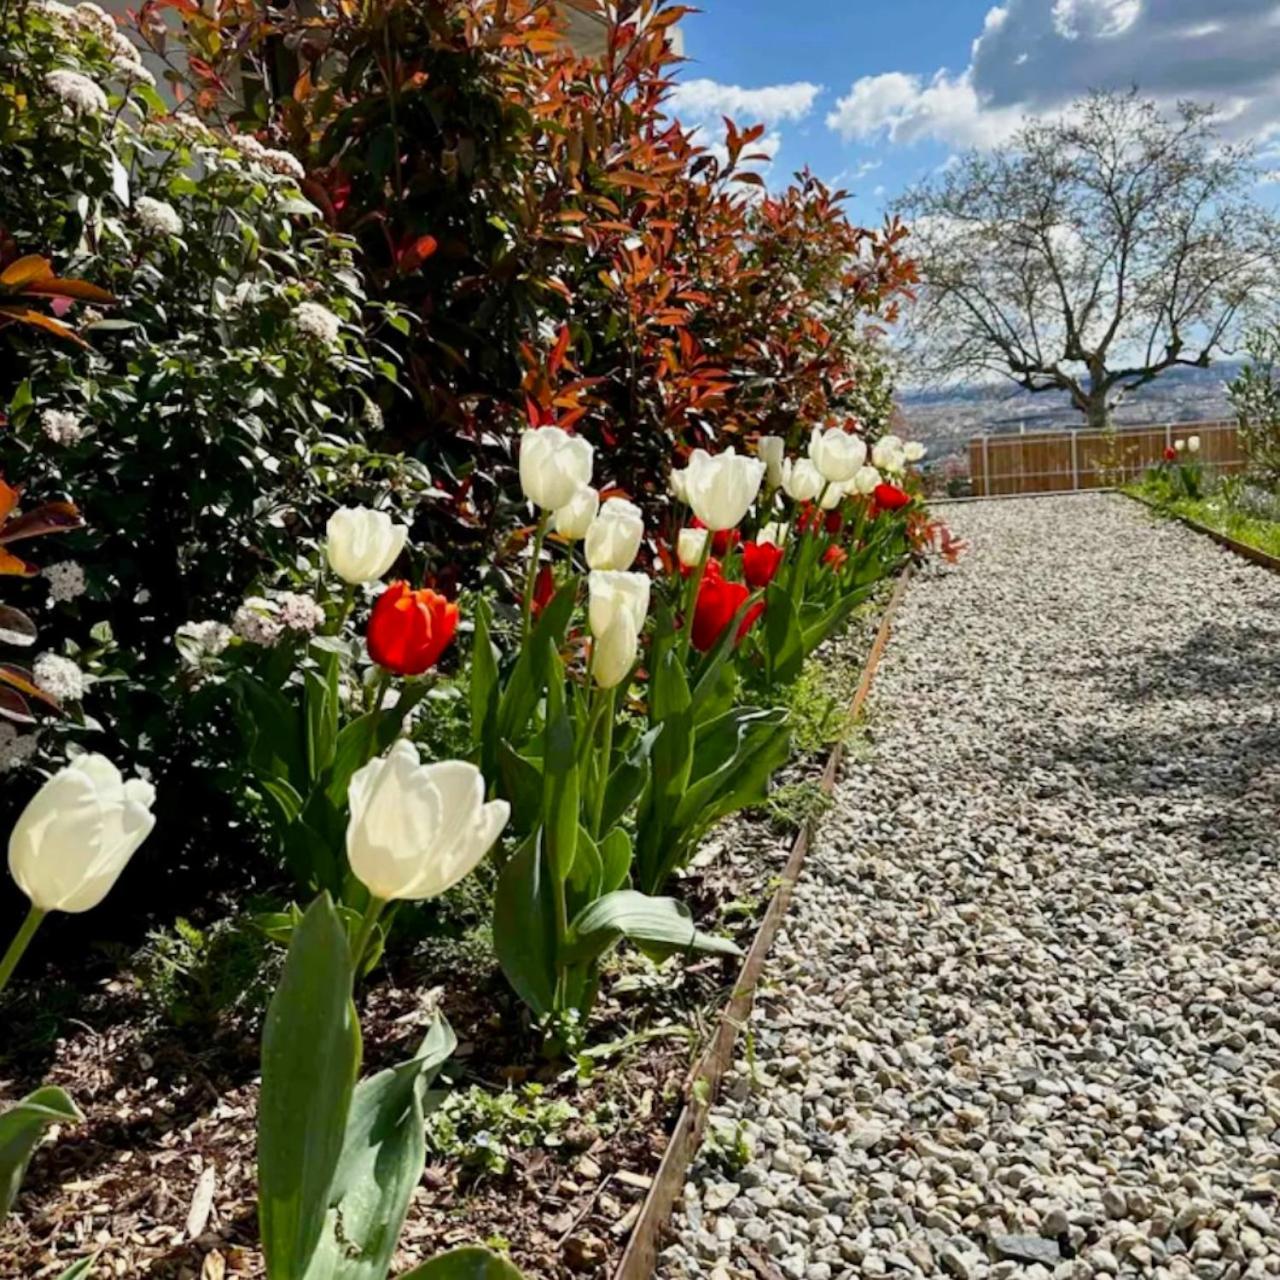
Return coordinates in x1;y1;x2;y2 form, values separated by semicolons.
171;116;215;145
135;195;184;238
175;619;233;666
229;132;268;163
276;591;325;635
35;0;76;18
294;301;342;346
109;28;141;61
0;723;39;772
260;147;306;182
80;306;105;327
232;596;285;648
41;408;87;446
112;56;155;87
45;69;108;114
44;561;87;603
33;653;89;702
361;400;384;431
73;1;115;36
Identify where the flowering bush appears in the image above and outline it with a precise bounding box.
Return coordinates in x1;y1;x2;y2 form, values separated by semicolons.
0;4;421;873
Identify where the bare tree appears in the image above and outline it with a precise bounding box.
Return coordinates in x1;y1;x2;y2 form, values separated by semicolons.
896;91;1280;430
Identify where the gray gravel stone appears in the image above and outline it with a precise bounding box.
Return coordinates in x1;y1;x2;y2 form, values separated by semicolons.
660;496;1280;1279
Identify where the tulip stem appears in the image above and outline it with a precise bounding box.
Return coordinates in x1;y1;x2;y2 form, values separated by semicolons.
329;583;356;636
591;687;616;838
364;668;391;765
678;535;713;660
350;896;385;980
521;513;551;643
0;905;46;995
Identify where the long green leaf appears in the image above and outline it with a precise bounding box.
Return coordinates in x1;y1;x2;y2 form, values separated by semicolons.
763;582;805;685
469;598;500;777
324;684;430;807
600;724;659;833
598;826;633;894
56;1257;97;1279
495;581;576;745
540;657;578;883
496;739;543;835
493;836;558;1018
0;1086;81;1216
305;1017;456;1280
564;890;742;967
398;1247;525;1279
259;893;361;1280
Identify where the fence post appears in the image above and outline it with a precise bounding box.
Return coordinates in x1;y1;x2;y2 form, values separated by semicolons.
982;434;991;498
1070;430;1079;492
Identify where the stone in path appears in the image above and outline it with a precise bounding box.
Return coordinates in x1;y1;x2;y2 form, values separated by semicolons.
662;495;1280;1280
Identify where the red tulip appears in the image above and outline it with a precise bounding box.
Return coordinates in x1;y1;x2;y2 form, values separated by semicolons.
367;580;459;675
742;539;784;589
873;483;911;512
824;510;843;535
823;545;848;572
531;564;555;617
1163;445;1178;462
692;571;763;652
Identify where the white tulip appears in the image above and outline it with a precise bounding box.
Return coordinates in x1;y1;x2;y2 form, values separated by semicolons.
587;569;650;640
851;465;882;496
871;435;904;471
519;426;594;511
820;479;849;510
904;441;926;463
758;522;788;547
325;507;408;584
677;527;710;568
682;448;765;532
9;755;156;913
1187;435;1202;454
591;606;639;689
1174;438;1187;453
758;436;786;488
347;742;509;902
670;448;707;505
585;497;644;571
552;485;599;541
809;427;867;483
781;457;824;503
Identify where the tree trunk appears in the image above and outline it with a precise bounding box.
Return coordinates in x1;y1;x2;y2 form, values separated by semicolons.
1085;392;1112;432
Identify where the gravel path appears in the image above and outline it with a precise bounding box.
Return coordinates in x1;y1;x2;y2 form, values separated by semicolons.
663;495;1280;1280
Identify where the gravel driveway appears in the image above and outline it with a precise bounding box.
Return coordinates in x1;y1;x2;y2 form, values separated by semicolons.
663;494;1280;1280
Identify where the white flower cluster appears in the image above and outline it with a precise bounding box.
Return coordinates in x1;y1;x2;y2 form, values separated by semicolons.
41;408;87;446
0;722;39;772
276;591;325;634
111;54;155;87
44;561;87;603
174;619;232;666
294;301;342;346
170;116;216;145
33;653;89;702
45;68;108;115
134;195;184;238
228;132;306;182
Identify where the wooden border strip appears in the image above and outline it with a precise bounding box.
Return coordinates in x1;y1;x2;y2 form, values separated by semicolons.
1124;491;1280;574
611;566;915;1280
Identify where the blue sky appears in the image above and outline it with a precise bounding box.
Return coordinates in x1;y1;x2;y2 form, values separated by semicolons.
666;0;1280;222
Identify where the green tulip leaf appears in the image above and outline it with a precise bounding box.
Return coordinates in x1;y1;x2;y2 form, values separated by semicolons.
259;893;361;1280
0;1085;81;1216
540;657;578;884
324;682;430;808
598;826;633;895
763;582;805;685
496;739;543;835
599;724;659;833
566;826;603;919
469;598;500;775
564;890;742;967
397;1247;526;1280
493;835;558;1018
495;581;576;745
304;1016;456;1280
55;1256;97;1279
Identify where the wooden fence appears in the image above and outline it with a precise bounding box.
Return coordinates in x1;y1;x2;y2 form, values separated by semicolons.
968;420;1244;497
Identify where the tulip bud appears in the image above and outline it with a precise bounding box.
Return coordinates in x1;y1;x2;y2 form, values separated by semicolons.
872;435;905;473
552;485;599;541
1187;435;1201;454
591;606;639;689
781;458;824;503
585;497;644;571
1174;438;1187;453
757;435;786;488
677;527;710;568
587;569;650;641
347;742;509;901
519;426;594;511
904;441;926;463
9;755;156;913
809;427;867;483
873;482;911;512
851;465;882;496
325;507;408;584
682;448;765;532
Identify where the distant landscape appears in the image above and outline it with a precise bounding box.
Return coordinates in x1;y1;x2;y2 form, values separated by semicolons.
899;362;1240;463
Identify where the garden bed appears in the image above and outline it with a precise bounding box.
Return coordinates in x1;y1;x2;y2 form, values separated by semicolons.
0;586;901;1280
1123;488;1280;572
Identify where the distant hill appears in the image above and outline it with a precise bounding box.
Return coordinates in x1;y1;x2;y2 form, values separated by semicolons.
898;362;1242;457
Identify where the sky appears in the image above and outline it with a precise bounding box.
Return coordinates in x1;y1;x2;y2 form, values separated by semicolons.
666;0;1280;224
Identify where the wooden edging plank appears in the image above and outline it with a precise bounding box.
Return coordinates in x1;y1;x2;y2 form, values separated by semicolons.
611;566;915;1280
1123;491;1280;575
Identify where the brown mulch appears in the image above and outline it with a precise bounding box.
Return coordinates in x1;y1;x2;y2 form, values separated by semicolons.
0;803;804;1280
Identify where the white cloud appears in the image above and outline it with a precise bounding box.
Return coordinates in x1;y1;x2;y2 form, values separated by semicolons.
825;0;1280;153
668;78;823;128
